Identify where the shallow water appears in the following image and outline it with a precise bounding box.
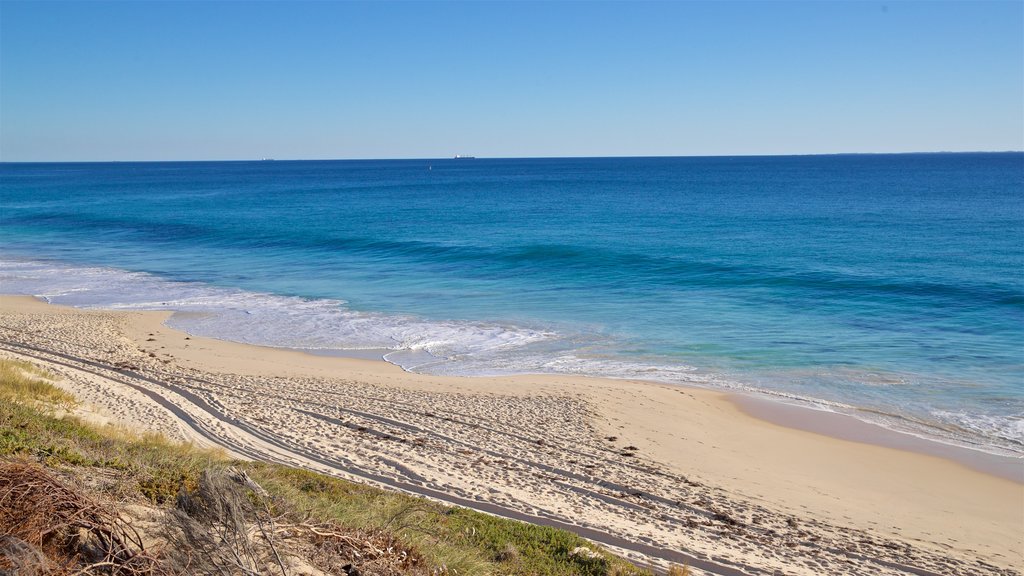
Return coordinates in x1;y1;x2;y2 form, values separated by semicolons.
2;154;1022;455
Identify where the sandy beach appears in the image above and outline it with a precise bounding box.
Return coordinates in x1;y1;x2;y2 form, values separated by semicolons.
0;294;1020;575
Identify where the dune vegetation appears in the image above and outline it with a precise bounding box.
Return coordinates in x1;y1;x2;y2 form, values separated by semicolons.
0;357;654;576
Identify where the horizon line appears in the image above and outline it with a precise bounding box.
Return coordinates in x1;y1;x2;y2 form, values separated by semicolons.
1;150;1022;164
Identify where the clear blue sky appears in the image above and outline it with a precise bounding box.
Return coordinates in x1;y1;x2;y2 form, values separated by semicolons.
1;1;1021;161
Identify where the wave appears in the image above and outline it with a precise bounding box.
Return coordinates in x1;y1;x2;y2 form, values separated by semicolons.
0;258;559;359
1;257;1021;458
5;211;1022;309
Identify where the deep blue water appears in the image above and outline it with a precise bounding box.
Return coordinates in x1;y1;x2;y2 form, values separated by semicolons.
2;154;1022;455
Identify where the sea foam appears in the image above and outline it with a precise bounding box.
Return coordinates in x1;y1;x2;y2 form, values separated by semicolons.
3;256;1022;458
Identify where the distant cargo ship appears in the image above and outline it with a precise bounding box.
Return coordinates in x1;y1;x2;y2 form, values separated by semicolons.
453;155;475;159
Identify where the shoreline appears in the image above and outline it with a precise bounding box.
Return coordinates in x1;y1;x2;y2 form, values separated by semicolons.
308;345;1023;483
234;328;1024;482
731;395;1021;482
1;294;1021;575
6;251;1019;463
8;255;1019;465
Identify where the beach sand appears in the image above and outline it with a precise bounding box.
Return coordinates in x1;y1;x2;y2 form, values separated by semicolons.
1;294;1020;575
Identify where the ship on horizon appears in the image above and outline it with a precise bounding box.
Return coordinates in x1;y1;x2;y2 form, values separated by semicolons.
453;154;475;159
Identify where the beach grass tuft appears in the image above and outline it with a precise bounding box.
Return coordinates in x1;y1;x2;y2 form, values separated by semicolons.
0;358;76;409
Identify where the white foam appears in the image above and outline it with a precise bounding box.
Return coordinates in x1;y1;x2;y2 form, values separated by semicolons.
931;409;1024;448
0;258;558;361
2;257;1020;458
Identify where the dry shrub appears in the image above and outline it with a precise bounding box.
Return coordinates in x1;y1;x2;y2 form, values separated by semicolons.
493;542;520;563
0;458;158;575
0;535;49;575
302;521;423;576
0;460;426;576
162;467;286;576
667;564;691;576
163;467;425;576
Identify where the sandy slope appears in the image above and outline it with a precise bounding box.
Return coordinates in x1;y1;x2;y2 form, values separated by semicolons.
1;295;1020;575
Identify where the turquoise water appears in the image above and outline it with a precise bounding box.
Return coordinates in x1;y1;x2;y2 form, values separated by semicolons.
1;154;1022;455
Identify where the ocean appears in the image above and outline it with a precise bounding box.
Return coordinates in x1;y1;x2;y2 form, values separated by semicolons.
1;154;1022;456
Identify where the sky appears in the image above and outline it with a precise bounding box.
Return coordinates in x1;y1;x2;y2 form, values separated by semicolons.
1;1;1022;161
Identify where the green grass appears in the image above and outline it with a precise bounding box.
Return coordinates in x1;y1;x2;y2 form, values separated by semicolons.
246;463;645;576
0;358;224;488
0;358;649;576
